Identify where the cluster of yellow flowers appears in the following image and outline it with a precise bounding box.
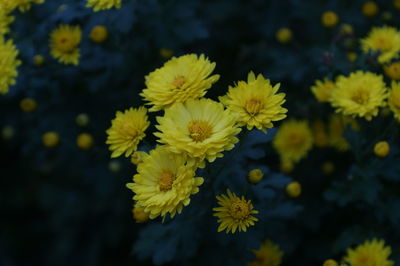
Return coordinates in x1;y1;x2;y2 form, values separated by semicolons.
106;53;288;233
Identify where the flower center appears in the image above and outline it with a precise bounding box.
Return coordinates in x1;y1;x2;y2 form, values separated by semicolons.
288;132;304;147
245;98;263;115
158;169;174;191
57;37;75;53
172;75;187;89
374;37;391;51
351;89;369;105
229;199;250;220
120;123;138;139
188;120;213;142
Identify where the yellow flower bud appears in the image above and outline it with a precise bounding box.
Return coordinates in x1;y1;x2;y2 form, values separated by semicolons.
33;55;45;66
42;132;60;147
384;62;400;80
20;98;37;113
133;206;150;223
340;24;353;35
374;141;390;158
247;169;264;184
76;113;90;127
362;1;379;17
321;11;339;28
159;48;174;59
275;28;292;44
76;133;94;150
323;259;338;266
286;181;301;198
130;151;147;165
90;25;108;43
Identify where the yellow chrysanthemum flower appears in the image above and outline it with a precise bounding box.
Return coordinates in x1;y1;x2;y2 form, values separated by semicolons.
130;151;148;165
126;147;204;219
323;259;338;266
154;98;241;167
132;205;149;223
49;25;81;65
344;239;394;266
141;54;220;112
106;107;150;158
273;120;313;163
374;141;390;158
89;25;108;43
0;10;14;35
384;62;400;80
213;189;258;233
361;26;400;64
311;120;329;148
388;81;400;120
321;11;339;28
0;0;44;13
0;37;21;95
219;72;287;132
247;169;264;184
86;0;122;12
275;27;292;44
330;71;388;120
362;1;379;17
328;115;358;151
311;78;335;103
248;239;283;266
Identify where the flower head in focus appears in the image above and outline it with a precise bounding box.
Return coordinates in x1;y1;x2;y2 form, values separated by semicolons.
0;37;21;95
49;25;82;65
344;238;394;266
248;239;283;266
86;0;122;11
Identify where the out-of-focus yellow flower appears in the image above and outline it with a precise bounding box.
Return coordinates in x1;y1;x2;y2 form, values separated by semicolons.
388;81;400;120
0;9;14;35
323;259;338;266
2;126;14;140
33;55;45;66
322;161;334;175
126;147;204;219
344;238;394;266
362;1;379;17
86;0;122;11
275;27;292;44
0;37;21;95
219;72;287;132
374;141;390;158
76;113;90;127
49;24;81;65
142;54;220;112
395;0;400;10
273;120;313;163
20;98;37;112
361;26;400;64
347;52;358;62
76;133;94;150
340;24;354;35
213;189;258;233
330;71;388;120
384;62;400;80
0;0;44;13
328;115;359;151
159;48;174;59
90;25;108;43
132;205;149;223
286;181;301;198
311;78;335;103
130;151;147;165
311;120;329;148
280;160;294;174
247;169;264;184
106;107;150;158
249;239;283;266
42;132;60;147
155;98;241;167
321;11;339;28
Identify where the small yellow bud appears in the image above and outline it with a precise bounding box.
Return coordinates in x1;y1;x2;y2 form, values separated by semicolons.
130;151;147;165
374;141;390;158
322;161;334;175
76;133;94;150
42;132;60;147
321;11;339;28
362;1;379;17
275;28;292;44
347;52;357;62
159;48;174;59
33;55;45;66
384;62;400;80
2;126;14;140
76;113;90;127
133;206;150;223
247;169;264;184
340;24;353;35
323;259;338;266
20;98;37;113
90;26;108;43
312;120;329;148
280;160;294;174
286;181;301;198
